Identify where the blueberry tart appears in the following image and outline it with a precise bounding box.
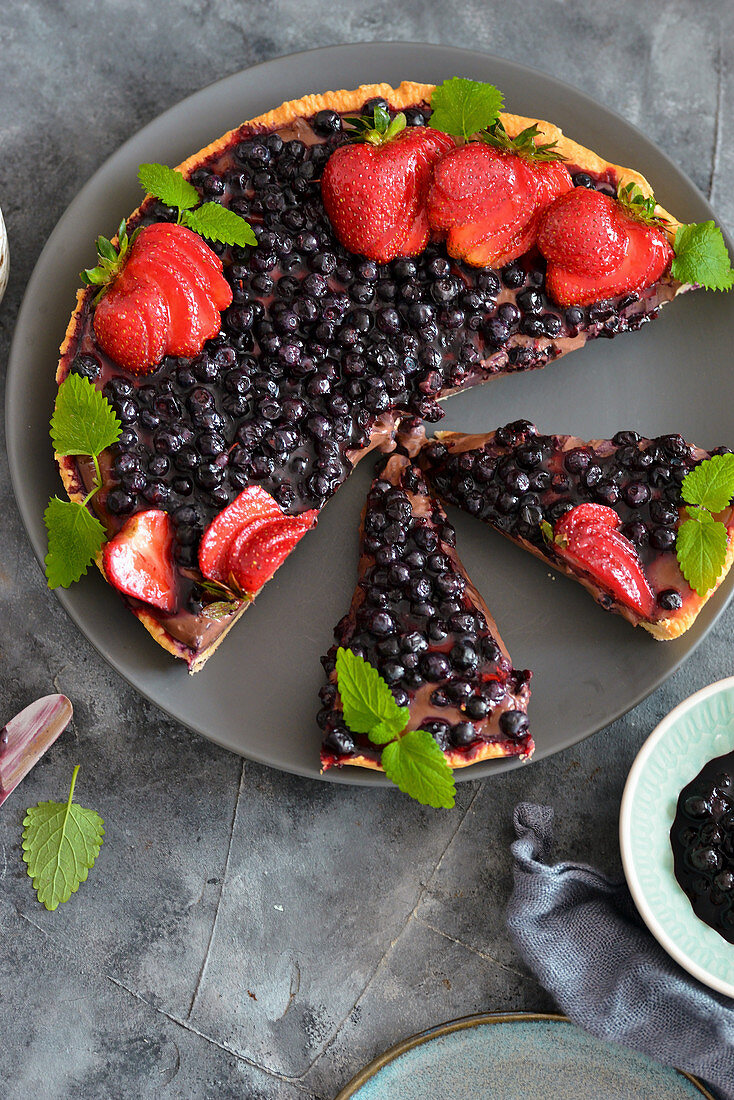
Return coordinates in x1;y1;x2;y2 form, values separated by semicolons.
53;82;694;670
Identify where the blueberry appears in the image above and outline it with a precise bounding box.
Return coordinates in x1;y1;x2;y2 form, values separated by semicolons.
451;721;477;747
465;695;489;720
70;354;101;380
689;847;721;872
684;796;711;818
499;710;529;739
650;526;676;552
657;588;683;611
312;109;342;136
623;481;651;508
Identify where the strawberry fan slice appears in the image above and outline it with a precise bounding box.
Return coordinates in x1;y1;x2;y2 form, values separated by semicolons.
318;452;533;772
417;421;734;638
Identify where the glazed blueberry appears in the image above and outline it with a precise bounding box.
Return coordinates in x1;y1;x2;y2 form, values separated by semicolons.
499;710;529;739
312;109;342;136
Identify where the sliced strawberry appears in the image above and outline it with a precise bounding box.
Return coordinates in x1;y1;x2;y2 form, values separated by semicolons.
552;503;655;617
428;144;522;229
229;513;317;592
533;159;575;206
427;141;571;267
321;115;454;263
546;222;673;306
198;486;282;583
128;255;208;356
93;272;169;374
103;509;178;613
93;223;232;374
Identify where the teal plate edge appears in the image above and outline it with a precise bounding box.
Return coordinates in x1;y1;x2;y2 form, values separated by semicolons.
620;676;734;998
334;1012;717;1099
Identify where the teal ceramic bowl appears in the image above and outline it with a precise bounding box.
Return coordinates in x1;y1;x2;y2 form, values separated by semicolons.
335;1013;715;1098
620;676;734;997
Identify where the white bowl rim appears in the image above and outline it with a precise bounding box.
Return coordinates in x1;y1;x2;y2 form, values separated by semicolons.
620;674;734;999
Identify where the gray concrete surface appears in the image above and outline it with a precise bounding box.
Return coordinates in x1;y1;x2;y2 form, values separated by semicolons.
0;2;732;1096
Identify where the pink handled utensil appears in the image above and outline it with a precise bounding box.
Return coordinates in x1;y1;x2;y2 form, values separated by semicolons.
0;695;73;807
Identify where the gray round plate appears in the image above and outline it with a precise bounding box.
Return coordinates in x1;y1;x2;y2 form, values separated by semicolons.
7;43;734;784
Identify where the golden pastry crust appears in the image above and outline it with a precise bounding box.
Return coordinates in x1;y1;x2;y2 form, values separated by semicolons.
334;738;532;774
53;81;686;670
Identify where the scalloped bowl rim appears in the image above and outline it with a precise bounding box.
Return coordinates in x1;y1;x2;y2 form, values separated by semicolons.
620;675;734;998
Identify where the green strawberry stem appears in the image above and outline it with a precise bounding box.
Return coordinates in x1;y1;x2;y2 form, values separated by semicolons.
479;120;564;163
345;105;407;145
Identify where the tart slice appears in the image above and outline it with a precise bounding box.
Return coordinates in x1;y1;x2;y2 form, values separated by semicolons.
53;80;701;670
417;421;734;639
318;451;533;771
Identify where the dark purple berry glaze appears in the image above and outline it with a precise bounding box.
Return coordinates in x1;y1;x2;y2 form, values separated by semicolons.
671;751;734;943
417;421;734;628
319;450;532;770
58;95;685;661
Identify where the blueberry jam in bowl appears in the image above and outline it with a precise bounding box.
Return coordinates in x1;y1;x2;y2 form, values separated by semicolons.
620;676;734;997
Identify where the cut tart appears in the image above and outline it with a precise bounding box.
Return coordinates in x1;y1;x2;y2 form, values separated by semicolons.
416;421;734;639
53;81;694;671
318;450;533;771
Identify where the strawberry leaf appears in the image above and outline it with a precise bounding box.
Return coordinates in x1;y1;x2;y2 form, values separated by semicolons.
682;453;734;513
335;647;409;740
671;221;734;291
381;730;456;808
138;162;199;212
44;498;106;588
51;374;121;458
22;766;104;911
181;203;257;247
677;509;729;597
430;77;504;140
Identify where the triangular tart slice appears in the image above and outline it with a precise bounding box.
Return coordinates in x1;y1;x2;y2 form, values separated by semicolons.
318;452;533;771
417;420;734;639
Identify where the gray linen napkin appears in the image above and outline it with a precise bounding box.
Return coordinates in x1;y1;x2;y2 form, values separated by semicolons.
506;802;734;1099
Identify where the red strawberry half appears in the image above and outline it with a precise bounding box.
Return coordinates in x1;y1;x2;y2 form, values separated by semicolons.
537;187;674;306
103;509;178;613
199;486;317;593
93;223;233;374
427;141;572;267
321;107;454;263
551;503;655;617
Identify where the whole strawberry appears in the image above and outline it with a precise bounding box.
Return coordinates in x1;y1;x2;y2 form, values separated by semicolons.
321;105;454;263
90;222;233;374
427;122;573;267
537;185;674;306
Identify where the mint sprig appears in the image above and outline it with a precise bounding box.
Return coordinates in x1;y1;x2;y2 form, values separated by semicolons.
429;77;504;141
138;163;257;247
45;374;121;589
671;221;734;291
22;765;104;911
676;454;734;596
335;647;456;808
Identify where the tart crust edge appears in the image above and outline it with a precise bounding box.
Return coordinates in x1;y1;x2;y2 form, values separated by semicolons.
331;738;531;774
53;80;685;668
